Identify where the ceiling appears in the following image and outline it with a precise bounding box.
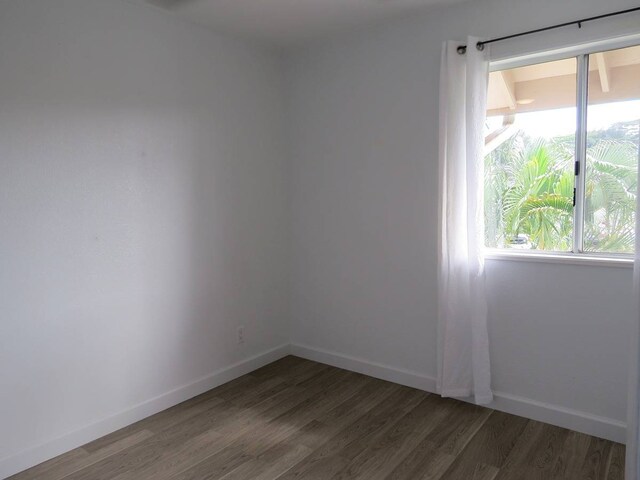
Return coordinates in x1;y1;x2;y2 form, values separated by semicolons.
129;0;467;47
487;44;640;115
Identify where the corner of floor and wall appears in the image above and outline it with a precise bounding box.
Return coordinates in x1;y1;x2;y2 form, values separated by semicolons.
2;0;639;478
0;0;292;477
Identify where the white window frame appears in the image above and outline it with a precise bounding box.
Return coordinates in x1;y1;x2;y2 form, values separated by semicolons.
485;33;640;267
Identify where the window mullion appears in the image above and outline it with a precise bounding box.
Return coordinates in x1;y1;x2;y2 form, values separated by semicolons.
573;54;589;254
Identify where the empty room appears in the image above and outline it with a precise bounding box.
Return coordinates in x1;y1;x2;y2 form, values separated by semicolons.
2;0;640;479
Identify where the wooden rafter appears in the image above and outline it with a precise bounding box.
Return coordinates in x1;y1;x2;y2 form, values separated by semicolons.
594;52;611;93
496;70;517;110
485;115;517;155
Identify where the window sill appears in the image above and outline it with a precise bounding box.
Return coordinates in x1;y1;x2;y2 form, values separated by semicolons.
484;249;634;268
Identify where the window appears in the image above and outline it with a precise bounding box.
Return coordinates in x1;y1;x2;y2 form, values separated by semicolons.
484;43;640;255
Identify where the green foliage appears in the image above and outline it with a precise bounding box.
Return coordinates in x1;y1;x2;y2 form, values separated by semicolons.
485;120;638;253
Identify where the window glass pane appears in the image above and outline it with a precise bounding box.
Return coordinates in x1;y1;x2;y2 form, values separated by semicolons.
485;58;577;251
584;45;640;254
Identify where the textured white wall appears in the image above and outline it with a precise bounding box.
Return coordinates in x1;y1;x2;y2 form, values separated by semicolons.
0;0;289;470
288;0;639;436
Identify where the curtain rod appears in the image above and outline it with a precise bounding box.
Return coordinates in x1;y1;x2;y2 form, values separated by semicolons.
456;6;640;54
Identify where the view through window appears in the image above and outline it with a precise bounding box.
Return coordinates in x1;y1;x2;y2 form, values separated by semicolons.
484;44;640;254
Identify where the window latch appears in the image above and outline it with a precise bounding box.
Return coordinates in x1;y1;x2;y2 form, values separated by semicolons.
574;161;580;176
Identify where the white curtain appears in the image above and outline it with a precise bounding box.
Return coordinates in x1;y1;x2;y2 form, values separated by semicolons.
437;37;493;405
626;149;640;480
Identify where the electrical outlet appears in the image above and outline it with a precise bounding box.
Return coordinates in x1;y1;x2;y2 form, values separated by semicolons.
237;326;245;345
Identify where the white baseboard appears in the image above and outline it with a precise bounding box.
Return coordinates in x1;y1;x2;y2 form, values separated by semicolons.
489;391;626;444
0;344;290;480
290;343;626;444
290;344;436;392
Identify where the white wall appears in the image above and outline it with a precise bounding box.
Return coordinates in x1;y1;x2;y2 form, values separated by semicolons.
287;0;640;442
0;0;289;475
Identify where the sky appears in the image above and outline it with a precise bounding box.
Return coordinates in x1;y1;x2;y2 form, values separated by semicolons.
514;99;640;138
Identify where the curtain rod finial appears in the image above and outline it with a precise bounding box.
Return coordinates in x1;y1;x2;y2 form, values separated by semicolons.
457;45;467;55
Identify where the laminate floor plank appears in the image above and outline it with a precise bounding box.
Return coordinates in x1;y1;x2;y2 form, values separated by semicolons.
579;437;613;480
440;410;528;479
496;420;569;480
384;438;456;480
150;371;353;480
550;431;592;480
423;399;493;457
328;393;428;480
518;424;570;480
87;368;285;457
58;385;268;480
289;379;400;450
210;369;354;445
334;394;456;480
8;356;624;480
248;356;311;379
109;429;225;480
223;372;370;457
251;357;329;385
167;369;365;480
605;443;625;480
218;443;312;480
468;463;500;480
169;445;254;480
275;387;426;480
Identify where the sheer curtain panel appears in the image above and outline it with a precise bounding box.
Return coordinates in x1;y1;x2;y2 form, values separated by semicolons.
437;37;493;405
627;149;640;480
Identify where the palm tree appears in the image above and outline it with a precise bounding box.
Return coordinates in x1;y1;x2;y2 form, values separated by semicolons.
584;139;637;253
485;122;638;253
